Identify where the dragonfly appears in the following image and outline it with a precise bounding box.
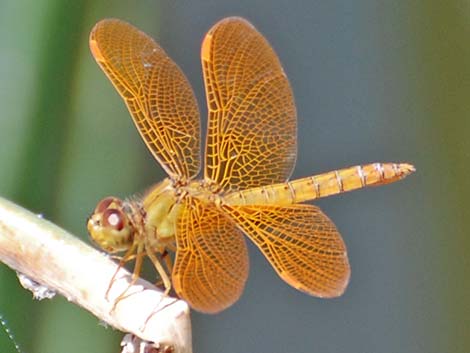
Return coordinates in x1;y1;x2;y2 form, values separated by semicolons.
87;17;415;314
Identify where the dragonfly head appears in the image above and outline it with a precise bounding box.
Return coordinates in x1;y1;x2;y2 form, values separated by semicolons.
87;197;135;253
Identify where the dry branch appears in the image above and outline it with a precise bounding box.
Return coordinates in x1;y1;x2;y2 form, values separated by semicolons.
0;196;192;353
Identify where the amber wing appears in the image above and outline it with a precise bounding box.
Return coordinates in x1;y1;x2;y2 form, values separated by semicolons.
225;204;350;297
202;17;297;192
172;196;249;313
89;19;201;180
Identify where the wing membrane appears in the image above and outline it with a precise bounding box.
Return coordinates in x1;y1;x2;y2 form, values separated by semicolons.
225;204;350;297
202;17;297;192
90;19;200;180
173;196;249;313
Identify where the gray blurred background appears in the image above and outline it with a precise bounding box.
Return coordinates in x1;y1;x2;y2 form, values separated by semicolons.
0;1;468;353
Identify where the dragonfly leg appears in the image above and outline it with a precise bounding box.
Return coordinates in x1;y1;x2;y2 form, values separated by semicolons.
161;249;174;277
139;248;177;330
105;244;137;301
146;249;172;295
109;243;145;313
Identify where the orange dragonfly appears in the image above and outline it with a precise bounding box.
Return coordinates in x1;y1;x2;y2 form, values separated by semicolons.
87;17;415;314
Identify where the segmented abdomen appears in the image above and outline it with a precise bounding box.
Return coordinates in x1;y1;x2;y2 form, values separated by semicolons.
224;162;415;206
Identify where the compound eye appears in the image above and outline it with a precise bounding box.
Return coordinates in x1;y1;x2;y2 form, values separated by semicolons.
95;197;123;213
102;208;126;231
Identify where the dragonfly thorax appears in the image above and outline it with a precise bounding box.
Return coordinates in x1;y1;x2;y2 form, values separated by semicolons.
142;179;222;248
143;181;181;245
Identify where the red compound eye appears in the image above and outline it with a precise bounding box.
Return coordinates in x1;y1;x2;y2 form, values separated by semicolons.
102;209;125;231
95;197;122;213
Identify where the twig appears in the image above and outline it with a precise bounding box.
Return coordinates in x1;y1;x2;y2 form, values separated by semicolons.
0;196;192;353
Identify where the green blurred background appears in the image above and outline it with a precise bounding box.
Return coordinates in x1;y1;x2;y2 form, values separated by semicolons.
0;1;468;352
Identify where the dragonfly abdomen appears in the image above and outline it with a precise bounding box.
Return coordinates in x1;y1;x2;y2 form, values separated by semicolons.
225;162;415;205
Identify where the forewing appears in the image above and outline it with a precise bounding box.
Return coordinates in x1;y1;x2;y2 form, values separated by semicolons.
225;204;350;297
173;196;249;313
202;17;297;192
90;19;200;180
